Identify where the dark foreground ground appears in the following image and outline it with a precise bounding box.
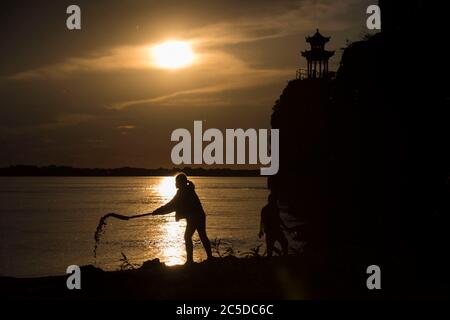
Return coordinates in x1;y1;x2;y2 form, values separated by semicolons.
1;249;448;300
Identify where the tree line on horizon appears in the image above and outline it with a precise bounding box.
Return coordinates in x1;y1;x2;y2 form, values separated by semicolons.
0;165;260;177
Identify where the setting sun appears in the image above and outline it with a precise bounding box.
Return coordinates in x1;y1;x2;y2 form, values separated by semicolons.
151;41;195;69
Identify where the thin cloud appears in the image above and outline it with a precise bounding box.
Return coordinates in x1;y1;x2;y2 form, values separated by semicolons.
0;113;96;134
9;46;151;80
8;0;355;81
188;0;357;47
117;125;135;129
109;58;292;109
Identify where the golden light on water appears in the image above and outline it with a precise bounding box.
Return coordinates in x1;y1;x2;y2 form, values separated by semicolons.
156;176;185;265
151;40;195;69
157;176;177;199
160;220;186;266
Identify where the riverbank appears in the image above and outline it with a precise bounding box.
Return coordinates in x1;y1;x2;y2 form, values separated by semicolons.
2;250;445;300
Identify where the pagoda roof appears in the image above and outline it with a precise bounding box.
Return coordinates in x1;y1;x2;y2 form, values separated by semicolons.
306;29;331;44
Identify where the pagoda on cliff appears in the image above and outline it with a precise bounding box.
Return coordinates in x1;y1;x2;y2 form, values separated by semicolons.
301;29;334;79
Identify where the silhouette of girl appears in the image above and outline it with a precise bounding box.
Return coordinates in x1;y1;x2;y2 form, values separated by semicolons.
152;173;213;264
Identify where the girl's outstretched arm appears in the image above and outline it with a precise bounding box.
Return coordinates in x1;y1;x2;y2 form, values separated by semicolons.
152;191;179;215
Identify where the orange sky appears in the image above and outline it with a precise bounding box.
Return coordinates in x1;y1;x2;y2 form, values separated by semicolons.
0;0;375;168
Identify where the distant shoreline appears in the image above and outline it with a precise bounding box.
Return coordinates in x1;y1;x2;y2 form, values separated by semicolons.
0;165;261;177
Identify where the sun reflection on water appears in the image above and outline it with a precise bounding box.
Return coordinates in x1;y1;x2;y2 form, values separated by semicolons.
157;176;177;199
159;219;186;266
156;176;185;265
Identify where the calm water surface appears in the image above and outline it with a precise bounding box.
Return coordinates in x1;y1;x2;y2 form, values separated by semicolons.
0;176;296;277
